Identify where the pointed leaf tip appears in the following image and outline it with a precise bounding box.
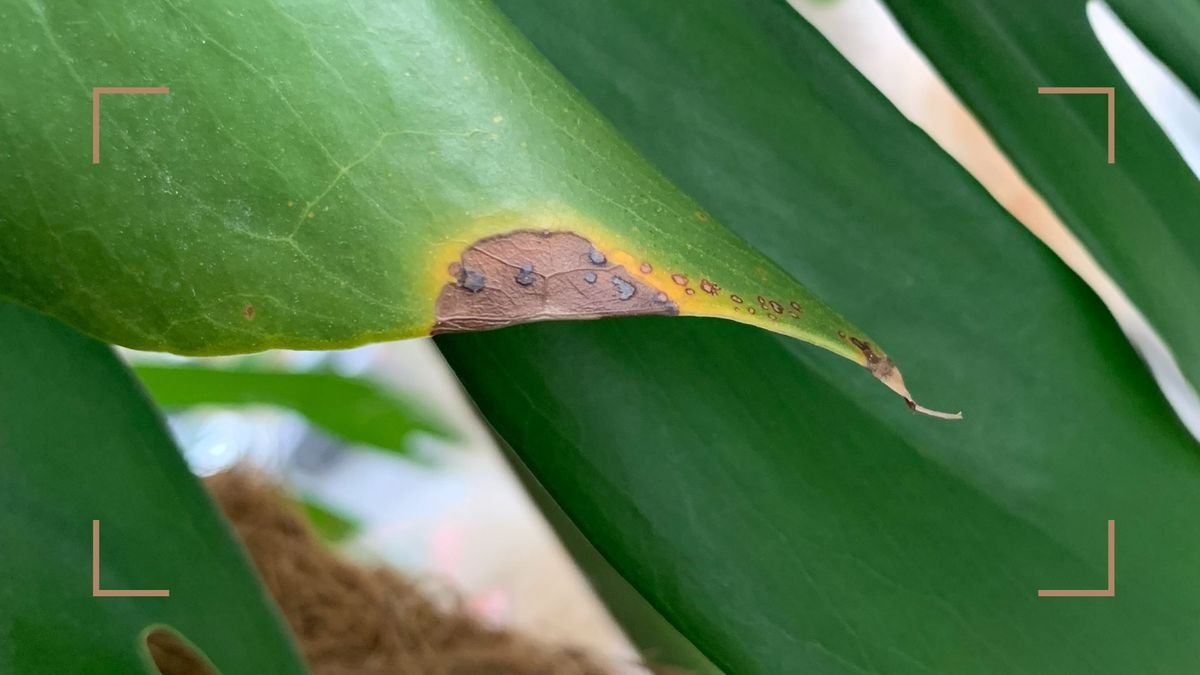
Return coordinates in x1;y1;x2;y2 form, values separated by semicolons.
874;359;962;420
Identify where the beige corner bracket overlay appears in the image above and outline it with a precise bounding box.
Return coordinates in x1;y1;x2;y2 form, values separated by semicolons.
1038;519;1115;597
1037;86;1116;163
91;86;170;164
92;520;170;598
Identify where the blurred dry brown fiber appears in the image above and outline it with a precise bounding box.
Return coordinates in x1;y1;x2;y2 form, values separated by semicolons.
149;468;618;675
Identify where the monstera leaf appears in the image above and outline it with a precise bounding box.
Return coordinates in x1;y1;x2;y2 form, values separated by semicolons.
0;0;952;414
436;0;1200;673
3;0;1197;673
0;301;306;674
881;0;1200;394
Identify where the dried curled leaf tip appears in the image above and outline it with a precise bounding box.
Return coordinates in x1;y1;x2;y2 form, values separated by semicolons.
849;336;962;420
876;364;962;420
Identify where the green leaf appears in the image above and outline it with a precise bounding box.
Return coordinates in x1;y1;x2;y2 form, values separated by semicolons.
0;301;306;674
500;435;724;675
438;0;1200;672
879;0;1200;394
295;496;358;545
1107;0;1200;98
0;0;950;414
134;364;455;452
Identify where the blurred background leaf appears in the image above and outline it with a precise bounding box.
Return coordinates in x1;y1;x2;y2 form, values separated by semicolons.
295;496;359;545
135;364;456;455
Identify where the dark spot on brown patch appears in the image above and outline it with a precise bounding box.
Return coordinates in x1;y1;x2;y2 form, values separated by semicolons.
768;300;783;314
433;230;677;333
730;294;743;304
612;276;636;300
700;279;720;295
671;273;688;286
640;262;653;274
457;267;487;293
242;304;255;320
515;264;536;286
694;211;709;221
685;288;695;295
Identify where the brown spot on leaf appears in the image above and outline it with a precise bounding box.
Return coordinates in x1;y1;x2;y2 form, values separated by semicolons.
685;288;695;295
457;268;487;293
694;211;709;221
848;336;895;380
729;294;743;304
768;300;784;314
640;262;653;274
790;301;803;312
700;279;720;295
611;276;636;300
671;273;688;286
515;264;537;286
242;304;255;320
433;230;677;334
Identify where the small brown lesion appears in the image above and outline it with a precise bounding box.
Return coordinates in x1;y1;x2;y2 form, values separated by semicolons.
847;335;895;380
432;230;678;334
242;304;256;320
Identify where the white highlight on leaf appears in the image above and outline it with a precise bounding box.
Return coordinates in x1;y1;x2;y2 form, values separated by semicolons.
1088;0;1200;177
791;0;1200;440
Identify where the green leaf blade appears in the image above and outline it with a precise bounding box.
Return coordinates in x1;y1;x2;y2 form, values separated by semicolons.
0;0;952;413
1107;0;1200;99
879;0;1200;395
438;0;1200;672
0;301;307;674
